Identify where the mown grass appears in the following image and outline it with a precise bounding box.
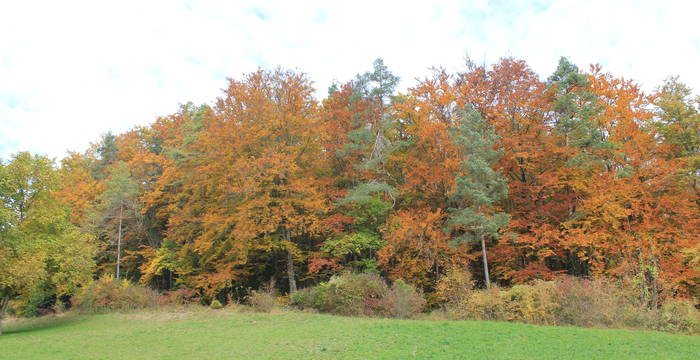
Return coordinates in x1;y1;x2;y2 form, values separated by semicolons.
1;308;699;359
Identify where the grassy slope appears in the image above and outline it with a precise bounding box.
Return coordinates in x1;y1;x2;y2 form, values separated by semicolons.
1;309;698;360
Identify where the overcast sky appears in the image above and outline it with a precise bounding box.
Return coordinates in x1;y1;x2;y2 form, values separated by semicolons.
1;0;698;160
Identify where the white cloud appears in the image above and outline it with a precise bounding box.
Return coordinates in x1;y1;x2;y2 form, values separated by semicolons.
1;0;698;160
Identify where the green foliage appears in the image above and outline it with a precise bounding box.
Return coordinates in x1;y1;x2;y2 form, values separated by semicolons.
99;162;139;210
291;272;424;318
447;106;510;243
654;77;700;156
547;57;607;151
321;231;385;259
348;258;381;273
341;182;396;205
292;272;389;316
654;76;700;183
345;196;392;227
353;58;400;101
0;152;95;324
94;132;119;179
13;284;52;317
0;152;57;224
329;184;393;272
209;299;223;310
93;161;141;279
162;102;210;163
141;239;180;287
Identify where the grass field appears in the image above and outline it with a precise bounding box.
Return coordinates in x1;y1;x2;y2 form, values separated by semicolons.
1;308;699;359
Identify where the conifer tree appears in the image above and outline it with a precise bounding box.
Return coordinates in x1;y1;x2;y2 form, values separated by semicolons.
448;106;510;288
97;162;140;279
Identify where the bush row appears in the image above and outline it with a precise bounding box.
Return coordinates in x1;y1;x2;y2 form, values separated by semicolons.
436;268;700;334
58;271;700;335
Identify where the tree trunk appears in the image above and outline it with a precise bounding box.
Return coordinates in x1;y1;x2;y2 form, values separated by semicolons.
285;229;297;294
480;234;491;289
0;295;8;336
116;201;123;280
287;248;297;294
651;257;658;309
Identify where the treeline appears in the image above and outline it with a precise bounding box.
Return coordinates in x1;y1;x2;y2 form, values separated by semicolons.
2;57;699;315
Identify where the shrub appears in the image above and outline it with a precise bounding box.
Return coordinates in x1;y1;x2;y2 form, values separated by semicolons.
12;285;52;317
71;275;160;313
435;267;474;306
506;281;559;325
53;300;67;314
247;282;277;313
439;276;699;334
292;272;390;317
652;298;700;334
447;286;511;321
210;299;223;310
292;272;426;318
550;277;635;327
383;279;426;318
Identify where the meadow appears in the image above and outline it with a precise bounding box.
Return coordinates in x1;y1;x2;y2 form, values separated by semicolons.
2;308;699;360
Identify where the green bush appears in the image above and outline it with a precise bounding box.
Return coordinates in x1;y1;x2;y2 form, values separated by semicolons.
71;275;160;313
292;272;425;318
292;272;389;316
210;299;223;310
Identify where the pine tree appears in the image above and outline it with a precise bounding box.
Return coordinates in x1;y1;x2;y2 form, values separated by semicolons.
448;106;510;288
97;162;139;279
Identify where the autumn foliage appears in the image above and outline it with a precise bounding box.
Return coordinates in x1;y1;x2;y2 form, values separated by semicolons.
5;56;700;313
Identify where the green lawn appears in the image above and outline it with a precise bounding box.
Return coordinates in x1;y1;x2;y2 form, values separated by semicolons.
1;309;698;359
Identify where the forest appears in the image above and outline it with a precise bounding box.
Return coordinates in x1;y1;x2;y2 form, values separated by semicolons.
1;56;699;318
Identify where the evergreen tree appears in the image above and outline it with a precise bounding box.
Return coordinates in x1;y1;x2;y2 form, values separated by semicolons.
447;106;510;288
337;59;400;271
97;162;140;279
93;132;119;179
548;57;607;152
654;77;700;191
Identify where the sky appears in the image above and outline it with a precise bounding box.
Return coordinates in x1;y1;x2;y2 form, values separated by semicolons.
1;0;699;160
